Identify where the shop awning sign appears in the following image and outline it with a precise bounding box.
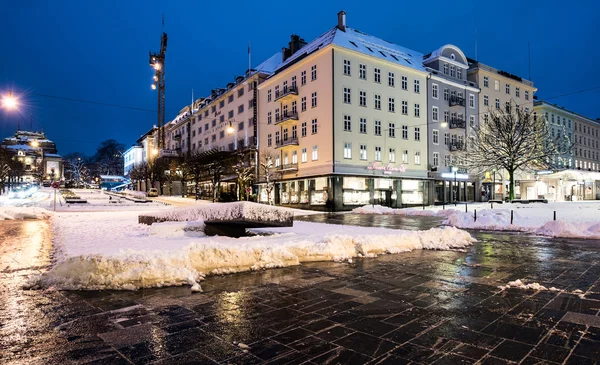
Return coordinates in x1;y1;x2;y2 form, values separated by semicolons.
441;172;469;179
367;162;407;173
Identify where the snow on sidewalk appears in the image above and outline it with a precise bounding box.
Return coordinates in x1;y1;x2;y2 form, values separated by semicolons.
353;202;600;239
32;210;475;291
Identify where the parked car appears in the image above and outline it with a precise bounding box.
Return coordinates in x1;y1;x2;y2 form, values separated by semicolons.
147;188;159;197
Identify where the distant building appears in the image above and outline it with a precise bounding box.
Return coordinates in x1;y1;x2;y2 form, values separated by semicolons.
0;130;63;183
123;144;144;176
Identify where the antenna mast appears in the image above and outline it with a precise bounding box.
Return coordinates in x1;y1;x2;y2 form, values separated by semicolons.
149;16;168;149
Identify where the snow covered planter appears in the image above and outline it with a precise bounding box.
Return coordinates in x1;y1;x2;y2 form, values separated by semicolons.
33;218;475;291
138;201;294;237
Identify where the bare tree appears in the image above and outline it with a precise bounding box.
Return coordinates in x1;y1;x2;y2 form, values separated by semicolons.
0;148;12;194
64;153;86;187
259;149;281;205
463;102;573;200
232;149;254;201
187;151;204;200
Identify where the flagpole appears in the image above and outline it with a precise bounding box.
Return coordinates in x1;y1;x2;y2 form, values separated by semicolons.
248;41;251;72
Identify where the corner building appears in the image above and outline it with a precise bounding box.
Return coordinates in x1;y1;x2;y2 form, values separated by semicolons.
258;12;430;211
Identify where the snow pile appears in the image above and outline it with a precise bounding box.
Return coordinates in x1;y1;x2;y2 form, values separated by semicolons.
353;202;600;239
499;279;548;291
122;190;147;199
150;221;206;238
353;205;437;216
142;201;294;224
0;206;52;220
33;210;474;291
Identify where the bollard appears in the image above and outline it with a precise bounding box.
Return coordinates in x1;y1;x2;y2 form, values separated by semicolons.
511;210;513;225
465;203;468;213
491;202;494;209
554;211;556;221
474;209;477;222
423;204;425;210
443;202;445;210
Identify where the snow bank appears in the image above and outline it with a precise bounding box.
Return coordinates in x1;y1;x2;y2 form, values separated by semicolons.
122;190;147;199
353;202;600;239
0;206;52;220
141;201;294;225
33;210;474;291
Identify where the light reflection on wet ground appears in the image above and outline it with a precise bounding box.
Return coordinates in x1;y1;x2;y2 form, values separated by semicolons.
2;217;600;364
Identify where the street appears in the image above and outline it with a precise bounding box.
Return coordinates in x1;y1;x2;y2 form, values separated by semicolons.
2;215;600;364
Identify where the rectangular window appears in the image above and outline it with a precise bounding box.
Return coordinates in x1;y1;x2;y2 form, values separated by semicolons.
360;145;367;160
469;94;475;108
443;63;448;75
483;95;489;106
228;110;234;118
359;91;367;106
525;90;530;100
291;100;297;114
389;148;396;163
238;121;244;131
301;122;307;137
311;65;317;80
374;94;381;109
495;98;500;109
444;111;449;122
444;132;450;145
301;96;307;112
388;72;395;87
450;66;456;77
483;76;489;87
432;84;438;99
444;88;449;101
414;80;420;93
401;100;408;115
505;84;510;94
311;92;317;108
238;88;244;97
457;68;462;79
374;68;381;83
311;119;318;134
292;125;297;139
433;152;439;166
388;98;395;112
343;59;351;76
469;115;475;128
344;143;352;159
267;89;272;102
291;76;296;89
433;130;439;144
343;87;351;104
401;76;407;90
275;131;280;144
414;103;420;117
375;146;382;161
414;127;420;141
494;80;500;91
389;123;395;138
360;118;367;133
432;106;439;122
301;71;306;85
312;145;318;160
402;125;408;139
414;151;421;165
292;150;297;164
220;130;225;139
343;115;352;131
515;87;520;98
283;128;288;141
359;64;366;79
402;150;408;164
238;104;244;114
444;154;450;166
301;148;307;163
375;120;381;136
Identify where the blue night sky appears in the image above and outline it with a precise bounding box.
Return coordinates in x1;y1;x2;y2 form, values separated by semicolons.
1;0;598;156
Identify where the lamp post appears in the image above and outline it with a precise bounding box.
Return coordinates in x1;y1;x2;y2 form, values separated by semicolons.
451;166;458;203
492;168;496;201
1;90;18;110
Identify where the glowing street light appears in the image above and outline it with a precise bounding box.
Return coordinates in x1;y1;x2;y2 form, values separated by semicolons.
152;148;159;156
151;84;157;90
154;62;161;71
2;90;18;110
30;140;39;148
226;121;235;134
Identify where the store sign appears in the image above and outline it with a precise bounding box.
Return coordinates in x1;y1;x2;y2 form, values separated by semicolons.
367;162;407;173
160;149;179;157
441;172;469;179
536;170;554;175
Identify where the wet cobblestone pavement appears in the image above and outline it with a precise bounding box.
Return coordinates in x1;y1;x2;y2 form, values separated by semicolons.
3;218;600;364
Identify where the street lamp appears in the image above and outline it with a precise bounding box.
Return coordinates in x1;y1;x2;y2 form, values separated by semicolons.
451;166;458;203
226;121;235;135
492;168;496;201
2;90;18;110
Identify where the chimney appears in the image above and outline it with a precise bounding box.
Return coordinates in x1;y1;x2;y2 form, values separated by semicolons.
337;10;346;32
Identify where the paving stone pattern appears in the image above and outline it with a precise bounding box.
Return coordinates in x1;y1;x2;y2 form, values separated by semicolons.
3;217;600;364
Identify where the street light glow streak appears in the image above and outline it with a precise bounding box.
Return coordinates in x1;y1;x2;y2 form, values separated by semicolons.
154;62;161;70
2;92;18;110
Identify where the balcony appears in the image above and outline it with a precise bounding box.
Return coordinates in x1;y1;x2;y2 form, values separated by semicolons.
279;163;298;172
274;86;298;102
275;112;299;126
275;137;299;149
449;142;465;151
172;133;182;140
449;95;465;107
449;117;466;129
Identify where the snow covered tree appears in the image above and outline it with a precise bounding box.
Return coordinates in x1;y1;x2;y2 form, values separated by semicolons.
463;102;573;200
187;151;205;199
232;149;254;201
0;148;12;194
259;149;281;205
64;153;87;187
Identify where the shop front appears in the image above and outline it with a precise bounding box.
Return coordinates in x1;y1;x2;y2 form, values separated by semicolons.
257;174;429;211
519;170;600;201
429;170;478;204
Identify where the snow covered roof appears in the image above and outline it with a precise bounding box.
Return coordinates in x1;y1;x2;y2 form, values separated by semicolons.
5;144;35;151
44;153;62;158
253;52;282;75
275;26;425;74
